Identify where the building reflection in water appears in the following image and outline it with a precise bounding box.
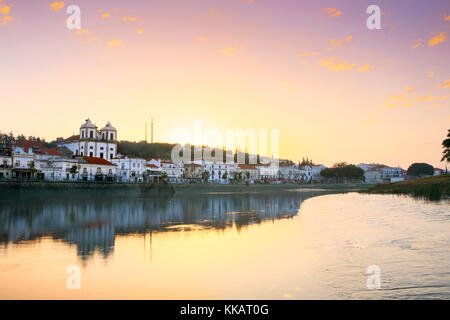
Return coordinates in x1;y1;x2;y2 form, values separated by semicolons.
0;191;331;259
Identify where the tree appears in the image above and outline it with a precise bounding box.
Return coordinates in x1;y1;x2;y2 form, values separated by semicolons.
320;164;364;183
407;163;434;177
201;171;210;183
69;165;78;178
442;129;450;163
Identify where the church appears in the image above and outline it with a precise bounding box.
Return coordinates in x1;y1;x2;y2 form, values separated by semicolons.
58;119;117;160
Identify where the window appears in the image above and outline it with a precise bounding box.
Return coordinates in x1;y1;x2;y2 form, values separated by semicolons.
90;146;93;149
110;154;113;159
89;152;93;157
110;148;113;151
90;131;94;138
100;147;104;150
100;153;104;159
81;131;84;138
80;152;84;156
110;133;114;140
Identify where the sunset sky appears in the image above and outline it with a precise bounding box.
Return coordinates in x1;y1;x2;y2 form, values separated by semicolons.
1;0;449;168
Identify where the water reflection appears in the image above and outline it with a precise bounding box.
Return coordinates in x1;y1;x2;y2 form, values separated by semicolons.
0;191;328;260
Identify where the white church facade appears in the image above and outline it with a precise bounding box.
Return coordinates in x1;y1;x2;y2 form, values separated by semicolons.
57;119;118;160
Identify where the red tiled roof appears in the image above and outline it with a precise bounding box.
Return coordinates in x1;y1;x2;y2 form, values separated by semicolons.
367;165;388;172
146;164;160;168
82;156;115;166
238;164;258;170
15;140;48;154
185;163;201;167
47;147;65;156
63;135;80;142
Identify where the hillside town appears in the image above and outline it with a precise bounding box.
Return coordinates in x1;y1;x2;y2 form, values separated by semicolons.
0;119;446;185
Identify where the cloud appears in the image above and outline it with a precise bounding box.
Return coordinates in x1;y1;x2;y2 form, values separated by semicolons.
415;94;447;102
219;47;238;56
75;29;93;35
137;28;144;35
444;15;450;21
436;79;450;89
382;92;416;109
317;57;338;68
425;103;440;109
346;35;352;42
328;62;355;72
329;38;345;47
317;57;355;72
428;32;446;46
50;2;64;12
298;52;320;57
412;39;422;48
0;5;10;15
0;15;12;25
358;64;373;72
121;17;137;22
101;12;110;19
404;86;416;92
323;8;341;17
108;38;123;47
199;36;206;41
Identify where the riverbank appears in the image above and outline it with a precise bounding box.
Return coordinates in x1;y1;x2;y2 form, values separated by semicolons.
362;175;450;200
0;181;372;197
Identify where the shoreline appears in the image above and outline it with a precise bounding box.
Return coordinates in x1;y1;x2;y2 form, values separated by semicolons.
362;175;450;200
0;181;372;197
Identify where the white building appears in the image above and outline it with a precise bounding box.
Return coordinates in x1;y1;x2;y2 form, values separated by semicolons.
200;161;238;183
311;165;326;181
112;155;147;182
147;158;183;183
364;165;404;183
58;119;117;160
0;155;12;179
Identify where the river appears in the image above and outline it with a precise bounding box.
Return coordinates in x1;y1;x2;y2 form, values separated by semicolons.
0;190;449;299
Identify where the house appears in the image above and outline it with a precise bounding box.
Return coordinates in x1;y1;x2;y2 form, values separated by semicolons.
184;163;204;181
236;164;259;182
298;165;313;182
111;154;147;182
76;156;117;182
364;165;404;183
256;162;279;179
434;168;447;176
160;159;183;183
57;119;117;160
200;161;237;183
311;165;326;181
146;163;162;182
0;155;12;180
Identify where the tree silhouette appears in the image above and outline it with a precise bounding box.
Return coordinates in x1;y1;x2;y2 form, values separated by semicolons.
442;129;450;163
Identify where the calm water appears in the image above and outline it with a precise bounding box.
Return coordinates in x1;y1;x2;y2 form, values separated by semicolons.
0;190;449;299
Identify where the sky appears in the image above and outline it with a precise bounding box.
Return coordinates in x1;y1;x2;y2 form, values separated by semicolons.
0;0;449;169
